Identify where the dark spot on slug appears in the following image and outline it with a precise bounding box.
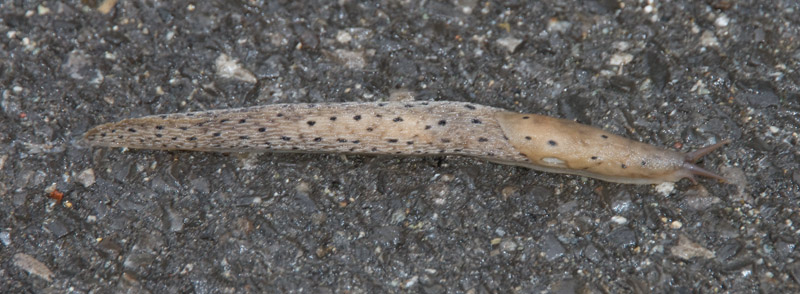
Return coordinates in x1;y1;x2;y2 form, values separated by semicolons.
525;136;532;140
292;147;299;150
548;140;557;146
641;161;647;166
522;116;530;119
375;114;382;118
213;132;221;137
353;115;362;121
171;137;178;141
349;148;356;152
453;149;462;152
155;134;163;138
393;117;404;122
601;135;609;139
591;156;598;160
621;164;627;169
438;120;447;126
314;137;323;142
387;139;399;143
424;125;432;130
406;141;414;145
239;136;249;140
378;103;387;107
338;139;348;143
421;102;429;105
330;116;337;121
371;147;379;151
160;115;168;119
179;126;188;131
220;119;230;123
366;127;374;132
486;152;494;156
128;128;137;133
186;113;195;117
478;137;488;142
281;136;291;141
441;138;451;143
188;137;197;141
155;125;164;130
258;128;266;132
352;140;360;144
239;119;247;124
439;149;446;153
404;104;413;108
465;104;476;110
472;119;482;124
118;135;124;139
100;133;106;137
307;121;316;126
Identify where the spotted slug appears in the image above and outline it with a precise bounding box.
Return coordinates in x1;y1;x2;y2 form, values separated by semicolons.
83;101;729;184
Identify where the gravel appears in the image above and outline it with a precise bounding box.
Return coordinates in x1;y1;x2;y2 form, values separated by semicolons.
2;0;799;292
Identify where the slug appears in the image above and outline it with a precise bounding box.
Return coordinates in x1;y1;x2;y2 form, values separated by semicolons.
83;101;729;184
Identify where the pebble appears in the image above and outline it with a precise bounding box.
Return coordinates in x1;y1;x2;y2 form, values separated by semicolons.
714;14;730;28
699;30;720;48
13;253;54;282
77;168;96;187
0;231;10;246
496;37;522;53
608;53;633;66
215;54;257;83
670;235;715;260
611;215;628;225
542;234;565;260
335;30;352;43
332;49;366;69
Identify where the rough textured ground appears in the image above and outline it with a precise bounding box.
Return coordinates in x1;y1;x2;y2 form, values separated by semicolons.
2;0;799;293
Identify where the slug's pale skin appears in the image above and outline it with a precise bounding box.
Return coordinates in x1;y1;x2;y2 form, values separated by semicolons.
83;101;728;184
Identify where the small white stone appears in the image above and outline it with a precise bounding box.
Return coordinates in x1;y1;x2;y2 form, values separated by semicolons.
496;37;523;53
611;215;628;225
714;14;729;27
335;31;352;43
608;53;633;66
215;54;257;83
655;182;676;196
77;168;96;188
0;231;10;246
699;30;720;48
670;221;683;229
38;5;51;15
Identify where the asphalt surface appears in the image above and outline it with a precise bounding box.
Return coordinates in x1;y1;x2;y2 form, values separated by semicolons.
2;0;799;293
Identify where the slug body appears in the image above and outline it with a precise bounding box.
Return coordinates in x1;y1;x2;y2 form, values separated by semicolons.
84;101;727;184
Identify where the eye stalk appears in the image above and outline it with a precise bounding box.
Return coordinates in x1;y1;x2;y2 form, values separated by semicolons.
682;139;731;184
